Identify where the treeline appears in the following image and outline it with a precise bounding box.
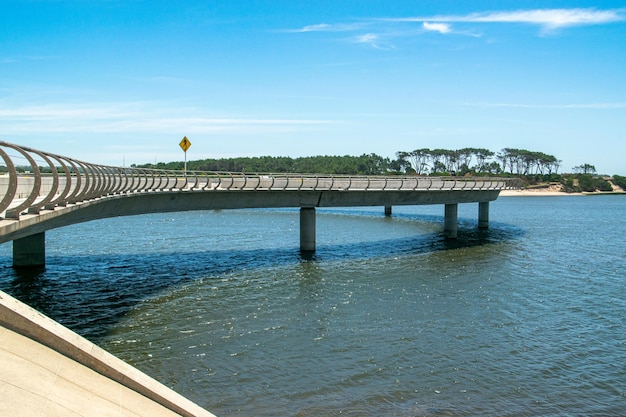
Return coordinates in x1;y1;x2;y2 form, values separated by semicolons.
396;147;561;176
138;153;398;175
561;172;625;193
135;147;563;176
132;147;622;192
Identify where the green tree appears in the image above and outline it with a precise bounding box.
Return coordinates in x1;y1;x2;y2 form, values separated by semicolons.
573;164;597;174
473;148;495;173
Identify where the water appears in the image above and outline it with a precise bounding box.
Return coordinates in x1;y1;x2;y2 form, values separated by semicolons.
1;196;625;416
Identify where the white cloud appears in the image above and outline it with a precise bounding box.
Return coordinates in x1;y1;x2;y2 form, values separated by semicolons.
461;9;624;28
390;8;626;31
351;33;395;50
464;101;626;109
289;8;625;46
422;22;452;34
357;33;378;43
355;33;379;46
289;23;363;33
0;103;337;135
298;23;331;32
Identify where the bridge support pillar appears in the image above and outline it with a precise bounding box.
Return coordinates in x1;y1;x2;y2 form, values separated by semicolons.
478;201;490;229
13;232;46;268
384;205;392;216
300;207;316;252
444;204;458;239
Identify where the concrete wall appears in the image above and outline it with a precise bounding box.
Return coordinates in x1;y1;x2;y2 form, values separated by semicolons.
0;290;216;417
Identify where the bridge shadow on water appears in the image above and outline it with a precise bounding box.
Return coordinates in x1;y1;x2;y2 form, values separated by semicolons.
0;212;524;342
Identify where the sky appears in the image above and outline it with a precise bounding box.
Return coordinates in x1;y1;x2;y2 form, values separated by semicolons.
1;1;625;175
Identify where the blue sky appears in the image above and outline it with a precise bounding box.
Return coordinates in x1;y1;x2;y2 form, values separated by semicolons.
1;1;625;174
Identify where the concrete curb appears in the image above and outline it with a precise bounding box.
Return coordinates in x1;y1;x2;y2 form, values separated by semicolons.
0;290;216;417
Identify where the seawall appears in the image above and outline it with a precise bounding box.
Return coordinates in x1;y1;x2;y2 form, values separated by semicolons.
0;290;216;417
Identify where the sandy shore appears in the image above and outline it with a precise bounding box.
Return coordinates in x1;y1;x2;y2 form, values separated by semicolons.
499;181;626;197
499;189;581;196
500;188;625;197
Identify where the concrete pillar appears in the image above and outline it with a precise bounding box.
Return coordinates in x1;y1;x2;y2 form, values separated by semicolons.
300;207;316;252
13;232;46;268
384;205;392;216
444;204;458;239
478;201;490;229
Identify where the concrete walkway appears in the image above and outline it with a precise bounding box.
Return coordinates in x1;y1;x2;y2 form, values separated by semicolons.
1;325;189;417
0;291;216;417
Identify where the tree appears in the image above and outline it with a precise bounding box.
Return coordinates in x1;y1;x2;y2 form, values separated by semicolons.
473;148;495;173
392;152;413;174
484;161;502;175
406;148;430;175
498;148;512;173
455;148;474;172
573;164;597;174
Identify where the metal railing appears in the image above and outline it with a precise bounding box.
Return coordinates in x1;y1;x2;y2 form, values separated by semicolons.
0;141;522;220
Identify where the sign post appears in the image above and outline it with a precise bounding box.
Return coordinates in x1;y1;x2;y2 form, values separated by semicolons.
179;136;191;176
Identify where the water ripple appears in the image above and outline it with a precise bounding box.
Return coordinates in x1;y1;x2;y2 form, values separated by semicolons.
0;199;625;416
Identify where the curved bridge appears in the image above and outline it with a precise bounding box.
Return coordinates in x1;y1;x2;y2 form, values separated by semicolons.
0;141;521;266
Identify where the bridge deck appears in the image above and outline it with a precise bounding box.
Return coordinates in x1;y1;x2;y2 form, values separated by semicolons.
0;141;521;259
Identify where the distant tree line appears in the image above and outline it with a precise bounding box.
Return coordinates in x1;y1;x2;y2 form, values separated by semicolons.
135;146;564;177
395;147;561;176
136;153;397;175
2;145;619;193
130;146;622;193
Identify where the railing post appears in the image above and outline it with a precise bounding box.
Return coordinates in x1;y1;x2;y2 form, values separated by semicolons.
0;146;18;214
3;143;42;219
145;169;157;191
64;160;83;204
15;147;60;214
223;173;232;190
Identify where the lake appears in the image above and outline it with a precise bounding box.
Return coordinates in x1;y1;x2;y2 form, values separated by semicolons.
1;195;625;416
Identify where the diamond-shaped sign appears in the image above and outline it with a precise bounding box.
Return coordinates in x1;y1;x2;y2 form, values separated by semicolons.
179;136;191;152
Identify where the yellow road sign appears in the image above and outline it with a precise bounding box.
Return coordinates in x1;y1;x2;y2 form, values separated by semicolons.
179;136;191;152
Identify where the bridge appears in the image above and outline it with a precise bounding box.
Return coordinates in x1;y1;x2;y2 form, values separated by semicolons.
0;141;521;267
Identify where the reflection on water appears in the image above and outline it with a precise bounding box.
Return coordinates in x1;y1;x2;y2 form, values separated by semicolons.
1;199;625;416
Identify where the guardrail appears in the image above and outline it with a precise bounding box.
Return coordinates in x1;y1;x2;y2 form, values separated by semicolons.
0;141;522;220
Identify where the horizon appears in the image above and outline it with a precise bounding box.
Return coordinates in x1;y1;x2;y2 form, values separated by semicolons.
1;1;625;175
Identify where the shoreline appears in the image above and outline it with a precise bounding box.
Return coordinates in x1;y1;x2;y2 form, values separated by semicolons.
499;189;580;196
500;189;625;197
500;181;625;197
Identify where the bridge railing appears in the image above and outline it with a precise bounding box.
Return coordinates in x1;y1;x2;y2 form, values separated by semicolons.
1;141;522;220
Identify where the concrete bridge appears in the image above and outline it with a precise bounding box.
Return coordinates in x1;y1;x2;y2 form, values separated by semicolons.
0;141;521;267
